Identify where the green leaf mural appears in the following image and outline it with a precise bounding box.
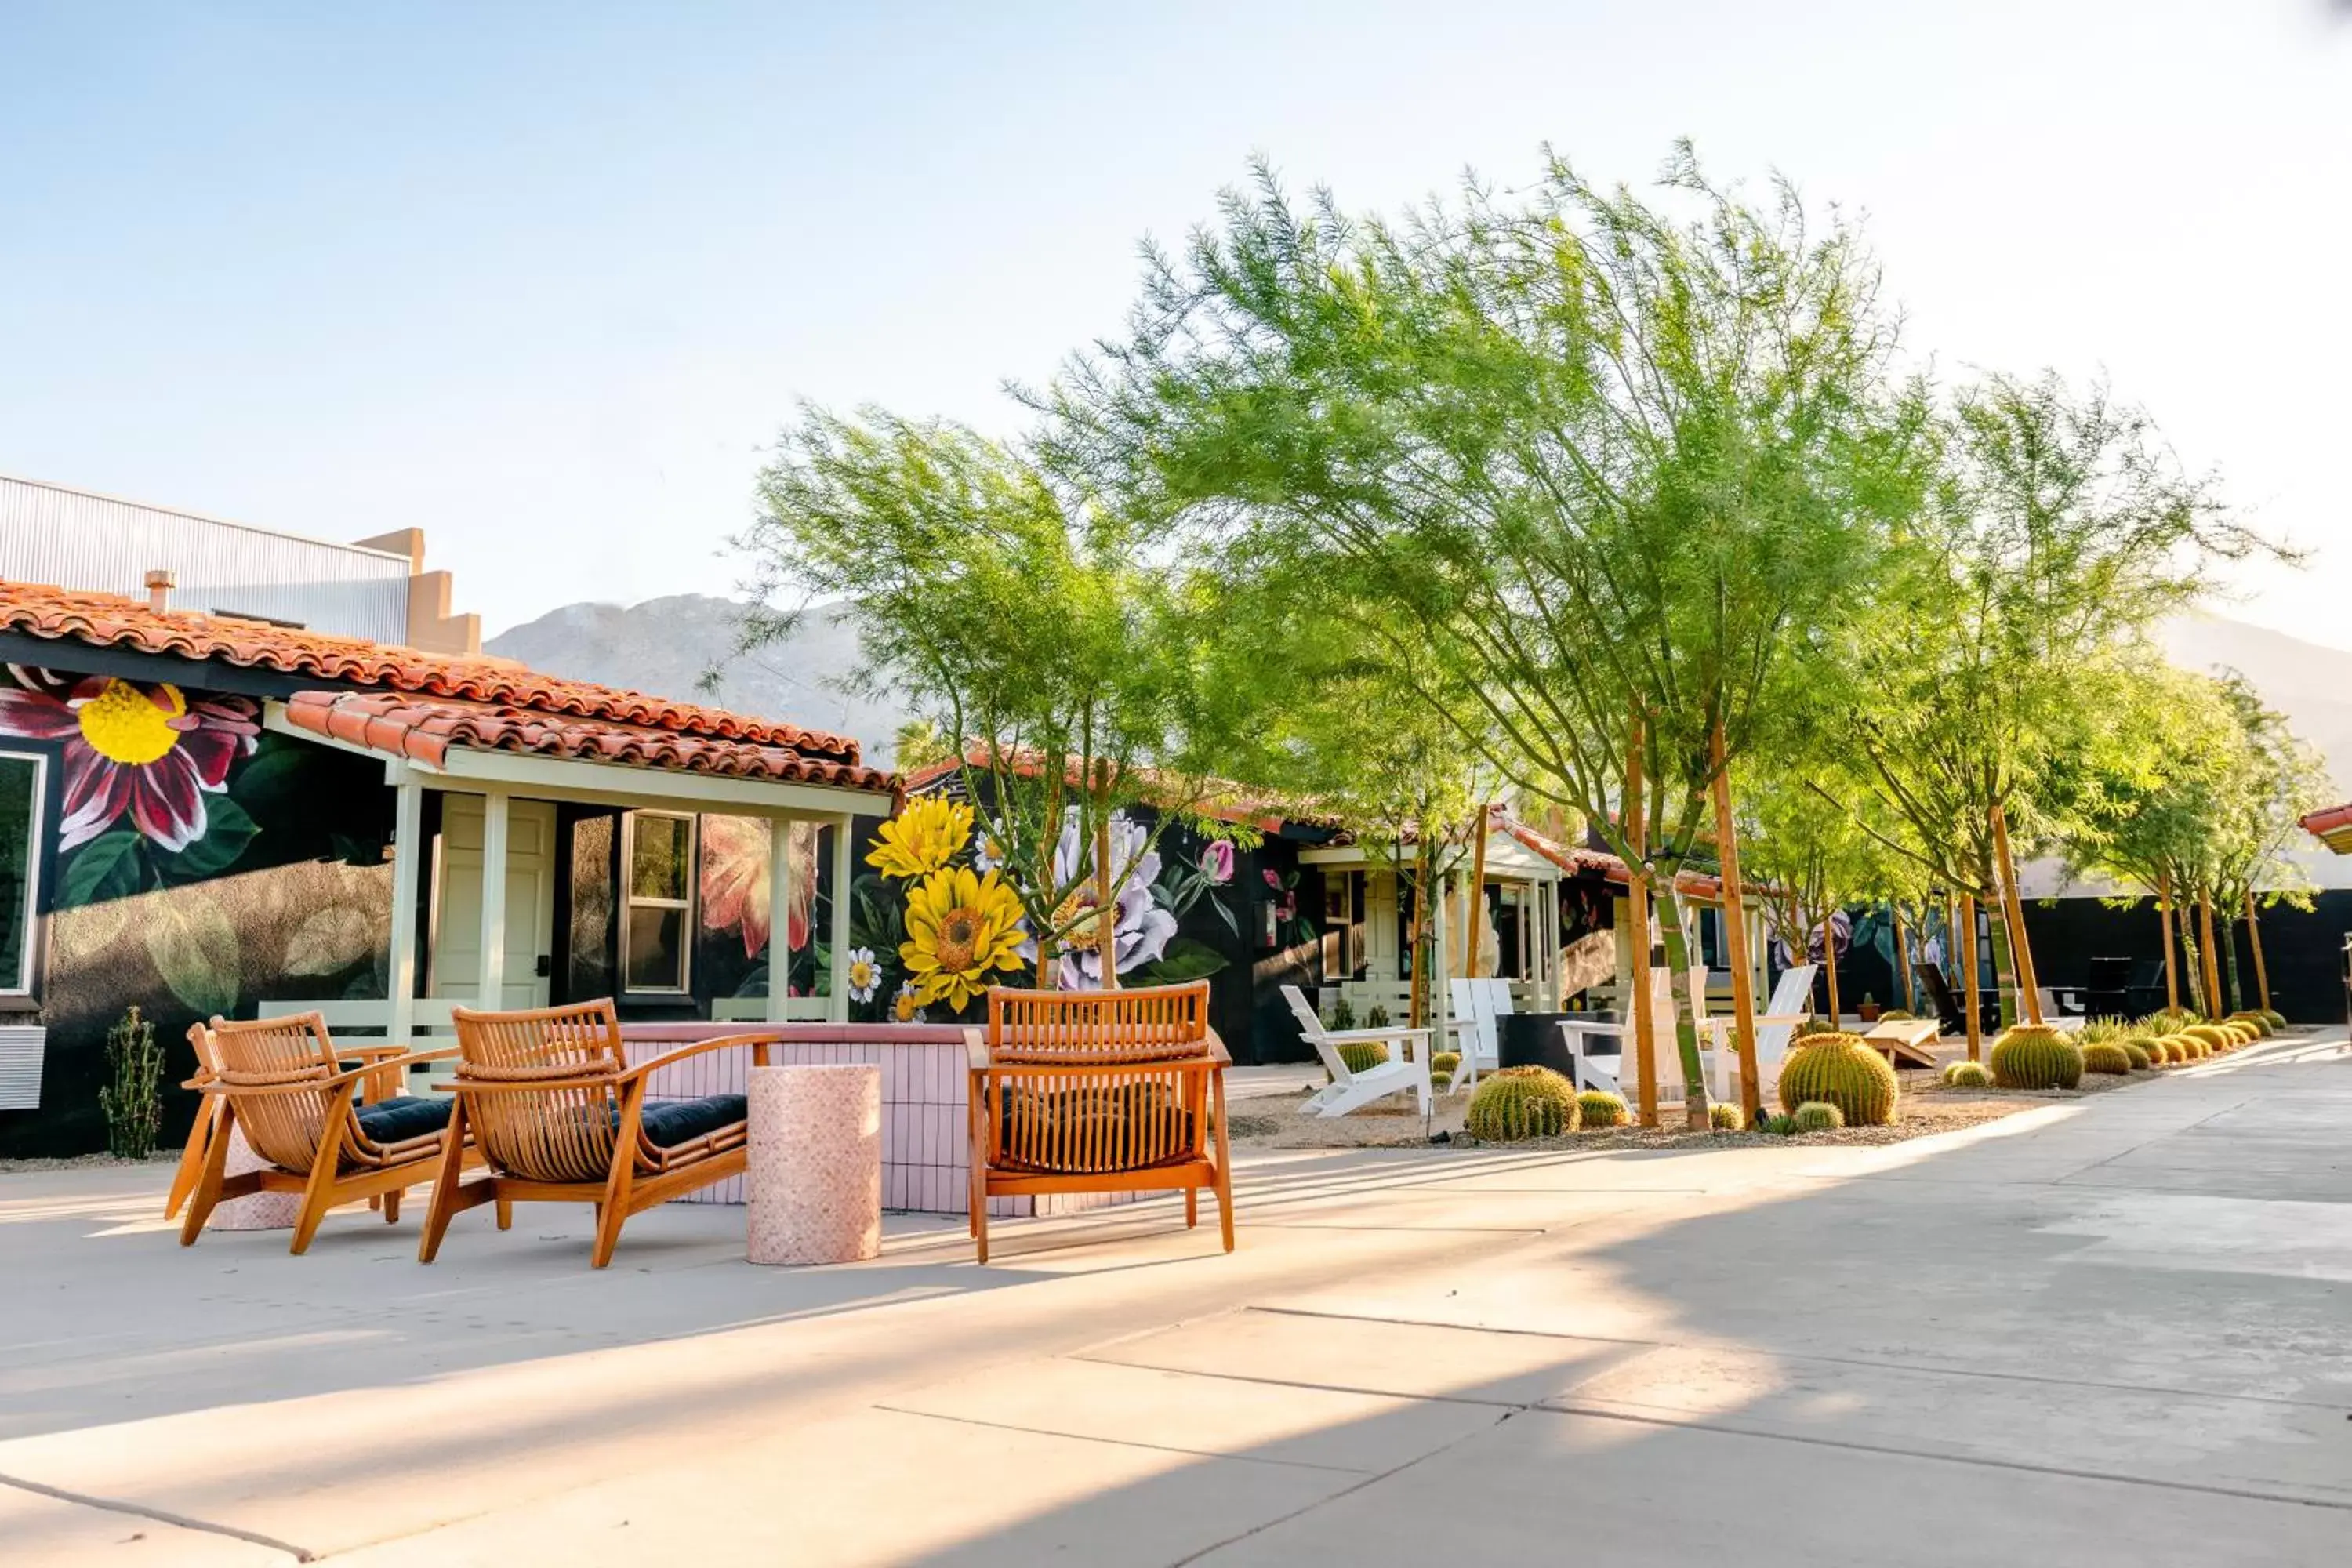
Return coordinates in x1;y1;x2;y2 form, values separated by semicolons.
143;899;241;1016
61;830;147;907
160;797;260;880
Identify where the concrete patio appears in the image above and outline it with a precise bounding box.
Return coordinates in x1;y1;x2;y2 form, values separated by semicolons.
4;1033;2348;1566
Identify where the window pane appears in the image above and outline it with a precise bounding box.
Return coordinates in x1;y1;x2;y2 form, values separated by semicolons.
0;757;35;990
630;815;691;901
624;906;685;991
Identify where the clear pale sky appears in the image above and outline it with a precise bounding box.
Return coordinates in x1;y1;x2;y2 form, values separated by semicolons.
2;1;2346;640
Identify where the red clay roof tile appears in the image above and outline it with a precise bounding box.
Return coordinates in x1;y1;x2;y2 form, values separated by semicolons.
280;691;898;795
0;580;866;764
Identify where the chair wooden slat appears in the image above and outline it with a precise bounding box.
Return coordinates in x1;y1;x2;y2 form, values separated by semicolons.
419;1000;770;1269
172;1011;461;1254
966;982;1232;1263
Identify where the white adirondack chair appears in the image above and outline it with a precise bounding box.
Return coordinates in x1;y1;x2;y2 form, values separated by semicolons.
1699;964;1818;1104
1282;985;1436;1118
1562;964;1819;1106
1446;977;1516;1091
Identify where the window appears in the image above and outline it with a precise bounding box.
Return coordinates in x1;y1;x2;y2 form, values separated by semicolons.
0;753;45;994
622;811;695;993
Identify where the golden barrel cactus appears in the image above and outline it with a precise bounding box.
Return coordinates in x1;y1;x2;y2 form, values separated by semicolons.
1777;1032;1899;1126
1990;1025;2084;1090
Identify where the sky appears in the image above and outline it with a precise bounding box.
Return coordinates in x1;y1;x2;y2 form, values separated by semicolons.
2;1;2348;641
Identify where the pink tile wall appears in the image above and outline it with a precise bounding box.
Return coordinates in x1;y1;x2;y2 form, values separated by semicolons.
622;1024;1145;1218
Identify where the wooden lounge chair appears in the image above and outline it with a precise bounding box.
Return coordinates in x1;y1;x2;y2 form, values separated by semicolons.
175;1013;459;1254
1282;985;1434;1116
967;982;1233;1265
419;1000;772;1269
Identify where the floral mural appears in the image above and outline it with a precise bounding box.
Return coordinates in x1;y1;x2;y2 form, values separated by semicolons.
694;814;822;1004
0;665;395;1160
840;793;1240;1022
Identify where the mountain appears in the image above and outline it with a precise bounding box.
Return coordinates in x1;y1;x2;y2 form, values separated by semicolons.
487;594;911;764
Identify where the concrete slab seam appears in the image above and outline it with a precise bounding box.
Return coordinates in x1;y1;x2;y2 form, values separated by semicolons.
0;1469;314;1562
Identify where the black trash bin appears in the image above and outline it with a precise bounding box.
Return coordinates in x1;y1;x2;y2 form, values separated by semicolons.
1501;1011;1613;1078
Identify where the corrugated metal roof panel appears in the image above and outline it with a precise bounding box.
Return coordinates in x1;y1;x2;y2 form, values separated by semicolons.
0;474;409;642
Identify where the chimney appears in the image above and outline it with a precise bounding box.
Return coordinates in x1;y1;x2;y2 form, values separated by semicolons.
144;569;175;615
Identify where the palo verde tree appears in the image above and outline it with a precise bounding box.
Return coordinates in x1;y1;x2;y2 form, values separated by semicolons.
738;406;1241;998
1827;373;2279;1033
1053;146;1919;1127
2204;673;2328;1014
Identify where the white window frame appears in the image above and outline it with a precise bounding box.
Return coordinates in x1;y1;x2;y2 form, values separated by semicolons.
0;750;46;996
620;810;695;995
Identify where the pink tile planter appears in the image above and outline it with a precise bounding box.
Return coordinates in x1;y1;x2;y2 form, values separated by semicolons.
746;1065;880;1265
623;1023;1148;1219
205;1123;304;1232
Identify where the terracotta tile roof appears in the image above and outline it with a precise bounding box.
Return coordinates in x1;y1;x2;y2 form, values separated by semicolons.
0;580;864;764
2299;802;2352;853
902;746;1344;834
281;691;898;795
1489;808;1737;900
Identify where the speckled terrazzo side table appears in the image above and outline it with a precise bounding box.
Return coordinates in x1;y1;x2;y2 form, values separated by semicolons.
746;1064;882;1265
205;1123;304;1230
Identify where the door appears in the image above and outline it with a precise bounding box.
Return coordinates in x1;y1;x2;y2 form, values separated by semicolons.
431;795;557;1008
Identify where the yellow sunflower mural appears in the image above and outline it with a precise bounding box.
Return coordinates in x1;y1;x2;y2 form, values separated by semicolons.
900;865;1027;1011
866;796;973;880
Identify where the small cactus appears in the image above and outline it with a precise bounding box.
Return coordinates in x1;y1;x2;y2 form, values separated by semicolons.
2120;1040;2154;1070
1790;1101;1846;1134
1432;1050;1461;1076
1990;1025;2084;1091
1577;1088;1631;1128
1465;1065;1581;1142
1336;1040;1390;1076
2081;1042;2132;1075
2183;1025;2231;1051
2259;1009;2287;1029
98;1007;165;1161
1877;1009;1915;1022
1708;1102;1744;1131
1790;1017;1838;1043
1776;1031;1899;1125
1942;1059;1993;1088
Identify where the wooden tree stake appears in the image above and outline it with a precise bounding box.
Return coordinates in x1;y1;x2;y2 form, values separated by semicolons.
1465;804;1490;979
2158;869;2179;1013
1990;803;2041;1025
2198;888;2223;1021
1708;721;1762;1122
1626;708;1659;1127
1958;893;1984;1062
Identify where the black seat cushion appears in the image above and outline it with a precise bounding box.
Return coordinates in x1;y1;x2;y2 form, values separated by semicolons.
637;1094;747;1149
354;1095;452;1145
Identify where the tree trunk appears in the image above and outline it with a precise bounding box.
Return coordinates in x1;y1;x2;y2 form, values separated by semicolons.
1465;806;1490;980
1985;898;2018;1033
1095;787;1117;992
2178;913;2207;1017
1820;916;1842;1024
2220;906;2245;1016
1892;904;1915;1017
1657;884;1712;1129
2158;870;2179;1013
1708;724;1761;1123
2245;891;2273;1013
1959;894;1984;1062
2192;888;2211;1025
1407;845;1429;1030
1625;709;1659;1127
1991;804;2039;1025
